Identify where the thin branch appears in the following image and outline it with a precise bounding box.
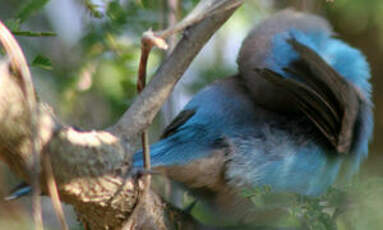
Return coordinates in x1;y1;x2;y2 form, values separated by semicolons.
157;0;243;39
0;0;244;228
0;20;43;230
42;153;69;230
11;31;57;37
112;0;243;139
31;113;43;230
0;21;67;230
0;21;36;104
167;0;179;53
127;20;173;229
136;29;167;172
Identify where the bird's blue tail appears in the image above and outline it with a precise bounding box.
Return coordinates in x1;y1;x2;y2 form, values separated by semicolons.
132;125;216;169
5;182;32;201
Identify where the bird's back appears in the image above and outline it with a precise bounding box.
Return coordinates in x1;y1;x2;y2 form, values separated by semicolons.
133;9;374;225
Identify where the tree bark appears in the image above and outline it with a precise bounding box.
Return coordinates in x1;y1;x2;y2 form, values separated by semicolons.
0;1;243;229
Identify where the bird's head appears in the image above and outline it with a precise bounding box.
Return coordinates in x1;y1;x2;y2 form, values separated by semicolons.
237;9;373;167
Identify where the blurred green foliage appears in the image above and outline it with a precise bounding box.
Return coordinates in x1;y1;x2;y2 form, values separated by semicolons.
190;178;383;230
16;0;51;23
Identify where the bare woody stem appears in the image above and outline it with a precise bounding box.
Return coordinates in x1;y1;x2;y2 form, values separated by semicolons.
0;20;52;230
137;37;154;171
112;0;244;139
0;0;243;229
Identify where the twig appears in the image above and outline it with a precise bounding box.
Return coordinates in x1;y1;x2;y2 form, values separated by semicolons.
112;0;244;138
137;31;163;172
166;0;179;53
0;20;43;230
42;153;69;230
157;0;243;39
133;23;170;218
124;1;245;227
128;0;243;207
0;21;36;103
121;21;168;230
0;0;243;227
0;21;68;230
31;113;43;230
136;23;173;173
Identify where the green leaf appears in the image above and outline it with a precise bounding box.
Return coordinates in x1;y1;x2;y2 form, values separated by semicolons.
106;1;127;24
16;0;51;23
84;0;103;18
31;55;53;70
12;31;57;37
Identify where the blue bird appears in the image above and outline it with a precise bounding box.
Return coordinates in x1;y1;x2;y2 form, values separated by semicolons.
133;9;373;222
6;10;373;225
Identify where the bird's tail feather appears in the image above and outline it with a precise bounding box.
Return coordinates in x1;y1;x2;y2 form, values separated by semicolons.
5;182;32;201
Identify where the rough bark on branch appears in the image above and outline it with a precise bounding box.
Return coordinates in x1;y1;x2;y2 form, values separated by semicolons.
111;0;244;139
0;0;243;229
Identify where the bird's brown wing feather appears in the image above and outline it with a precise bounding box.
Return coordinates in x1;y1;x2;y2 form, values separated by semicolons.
256;39;361;153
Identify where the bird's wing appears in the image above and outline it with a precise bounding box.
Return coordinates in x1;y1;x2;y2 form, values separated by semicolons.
161;109;197;139
256;39;361;153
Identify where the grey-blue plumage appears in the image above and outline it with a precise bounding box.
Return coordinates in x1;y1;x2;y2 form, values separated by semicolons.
6;10;373;224
133;9;373;218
